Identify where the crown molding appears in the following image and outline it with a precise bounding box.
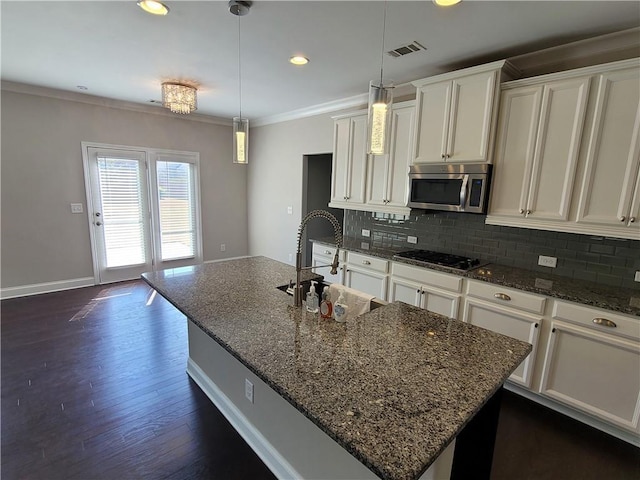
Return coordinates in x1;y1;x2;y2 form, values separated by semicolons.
1;81;233;126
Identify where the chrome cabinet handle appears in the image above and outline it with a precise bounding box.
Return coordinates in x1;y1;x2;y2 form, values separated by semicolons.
630;217;636;223
593;318;617;328
620;216;626;222
324;250;331;255
494;293;511;301
362;260;371;265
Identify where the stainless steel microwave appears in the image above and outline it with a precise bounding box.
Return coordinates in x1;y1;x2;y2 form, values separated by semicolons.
407;164;492;213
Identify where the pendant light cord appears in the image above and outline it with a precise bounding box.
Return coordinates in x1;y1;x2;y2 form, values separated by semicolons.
379;0;388;86
238;14;242;119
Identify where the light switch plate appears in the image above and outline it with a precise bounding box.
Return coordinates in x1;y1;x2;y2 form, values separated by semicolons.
70;203;83;214
361;229;370;238
538;255;557;268
407;236;418;244
244;379;254;403
287;206;293;215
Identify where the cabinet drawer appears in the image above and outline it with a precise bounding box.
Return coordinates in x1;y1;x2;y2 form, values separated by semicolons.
312;243;345;261
552;301;640;342
346;252;388;273
391;262;463;292
466;280;546;314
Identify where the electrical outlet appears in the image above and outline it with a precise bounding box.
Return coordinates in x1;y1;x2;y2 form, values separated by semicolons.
407;236;418;244
70;203;83;214
538;255;557;268
362;229;370;238
220;244;226;252
245;379;254;403
288;253;293;263
635;271;640;282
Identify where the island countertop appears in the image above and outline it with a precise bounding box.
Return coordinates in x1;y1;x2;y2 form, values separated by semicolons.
142;256;531;480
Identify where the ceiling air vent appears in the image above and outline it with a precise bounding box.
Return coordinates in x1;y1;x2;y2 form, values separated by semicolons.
387;41;427;58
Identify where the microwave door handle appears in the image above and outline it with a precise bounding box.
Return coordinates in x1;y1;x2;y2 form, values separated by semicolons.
460;175;469;211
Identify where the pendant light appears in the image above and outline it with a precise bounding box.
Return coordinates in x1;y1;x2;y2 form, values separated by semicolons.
367;0;393;156
230;1;251;165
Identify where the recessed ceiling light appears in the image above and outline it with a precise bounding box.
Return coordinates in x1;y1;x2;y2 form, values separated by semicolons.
137;0;169;15
289;56;309;66
433;0;461;6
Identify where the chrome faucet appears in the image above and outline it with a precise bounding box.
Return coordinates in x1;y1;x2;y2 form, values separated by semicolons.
294;210;343;307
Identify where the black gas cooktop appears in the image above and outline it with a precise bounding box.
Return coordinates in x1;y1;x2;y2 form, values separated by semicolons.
393;249;484;272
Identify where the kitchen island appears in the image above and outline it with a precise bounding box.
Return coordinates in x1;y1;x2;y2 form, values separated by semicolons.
142;256;531;480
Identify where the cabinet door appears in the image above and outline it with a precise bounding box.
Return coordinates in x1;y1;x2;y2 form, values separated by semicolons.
462;299;541;388
388;276;422;307
447;70;498;163
421;286;460;319
526;77;590;221
575;67;640;233
331;117;351;204
344;267;388;300
386;106;415;207
413;82;451;164
488;86;543;218
348;115;369;205
540;321;640;433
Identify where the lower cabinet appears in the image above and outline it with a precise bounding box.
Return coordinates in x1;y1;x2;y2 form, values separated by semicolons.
344;251;388;300
538;301;640;434
462;280;545;388
311;243;345;285
389;262;462;318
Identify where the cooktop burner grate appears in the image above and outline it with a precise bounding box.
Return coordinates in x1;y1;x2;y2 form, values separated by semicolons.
393;249;483;271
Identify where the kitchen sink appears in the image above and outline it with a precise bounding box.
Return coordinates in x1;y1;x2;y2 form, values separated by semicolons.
276;280;387;311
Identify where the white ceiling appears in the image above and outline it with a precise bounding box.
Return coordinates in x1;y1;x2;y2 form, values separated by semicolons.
2;1;639;123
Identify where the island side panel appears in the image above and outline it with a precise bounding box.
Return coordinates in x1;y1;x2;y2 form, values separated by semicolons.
187;319;456;480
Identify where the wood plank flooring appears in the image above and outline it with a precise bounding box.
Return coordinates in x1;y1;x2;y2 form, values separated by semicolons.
2;280;638;479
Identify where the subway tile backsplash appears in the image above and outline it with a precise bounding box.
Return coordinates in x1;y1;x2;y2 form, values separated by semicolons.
344;210;640;289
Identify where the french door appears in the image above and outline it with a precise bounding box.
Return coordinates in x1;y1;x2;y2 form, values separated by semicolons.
83;143;201;284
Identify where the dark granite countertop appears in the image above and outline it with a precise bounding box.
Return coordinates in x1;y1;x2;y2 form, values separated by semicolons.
142;257;531;480
312;237;640;317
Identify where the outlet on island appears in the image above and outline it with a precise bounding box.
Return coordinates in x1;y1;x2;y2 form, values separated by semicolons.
220;244;226;252
245;379;254;403
362;229;370;238
635;271;640;282
538;255;557;268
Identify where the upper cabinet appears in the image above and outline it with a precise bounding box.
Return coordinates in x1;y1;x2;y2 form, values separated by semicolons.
330;112;368;207
487;58;640;240
329;101;415;215
411;60;517;164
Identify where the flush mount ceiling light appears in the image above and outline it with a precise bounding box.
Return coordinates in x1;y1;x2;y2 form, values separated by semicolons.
161;82;197;114
137;0;169;15
433;0;462;6
367;0;393;156
230;0;252;165
289;55;309;66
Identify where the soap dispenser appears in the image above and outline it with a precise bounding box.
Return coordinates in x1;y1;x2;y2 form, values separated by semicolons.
320;286;333;319
306;281;319;313
333;289;348;323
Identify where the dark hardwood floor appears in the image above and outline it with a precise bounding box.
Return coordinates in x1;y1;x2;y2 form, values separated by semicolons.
2;281;638;479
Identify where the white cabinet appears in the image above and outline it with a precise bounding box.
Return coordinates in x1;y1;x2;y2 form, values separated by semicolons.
329;113;368;208
344;251;388;300
487;76;591;223
311;243;345;285
574;66;640;239
412;61;512;164
539;301;640;433
389;262;462;318
366;103;415;215
487;58;640;240
462;280;545;388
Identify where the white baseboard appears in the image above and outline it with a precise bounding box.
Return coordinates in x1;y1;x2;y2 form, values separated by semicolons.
203;255;252;264
1;277;95;300
186;358;300;480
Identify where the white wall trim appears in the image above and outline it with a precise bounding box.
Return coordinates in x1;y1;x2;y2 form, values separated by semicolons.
186;358;300;480
204;255;252;264
1;81;232;126
1;277;95;300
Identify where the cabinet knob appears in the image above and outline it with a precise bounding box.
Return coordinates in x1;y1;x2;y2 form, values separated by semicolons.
519;209;524;215
593;317;617;328
95;221;103;226
362;260;371;265
441;154;446;159
620;216;626;222
494;293;511;301
534;323;539;329
324;250;331;255
526;210;532;215
630;217;636;223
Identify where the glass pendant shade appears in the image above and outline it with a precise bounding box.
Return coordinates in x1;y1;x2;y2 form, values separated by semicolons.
162;82;197;114
233;117;249;164
367;81;394;155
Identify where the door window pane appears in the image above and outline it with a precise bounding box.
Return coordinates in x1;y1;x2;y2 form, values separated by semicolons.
97;157;146;267
156;161;195;260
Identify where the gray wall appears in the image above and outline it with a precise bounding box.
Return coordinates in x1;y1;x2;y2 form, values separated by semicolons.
1;89;248;289
345;210;640;290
